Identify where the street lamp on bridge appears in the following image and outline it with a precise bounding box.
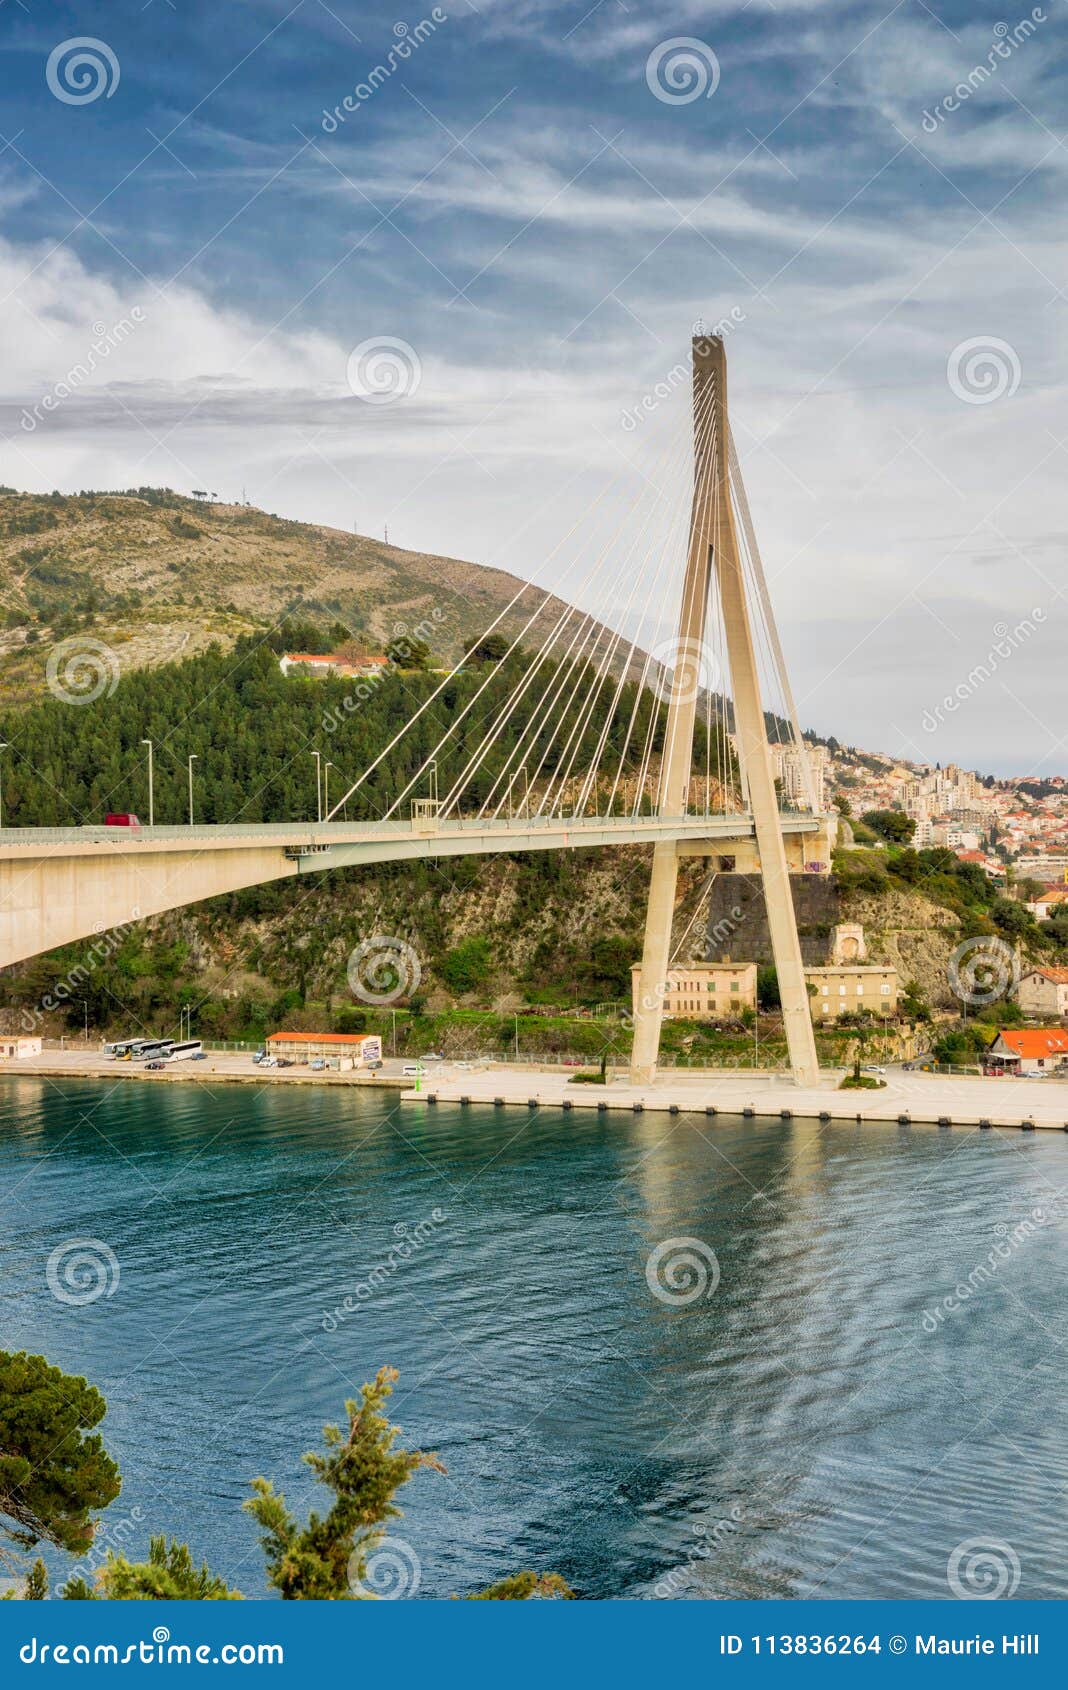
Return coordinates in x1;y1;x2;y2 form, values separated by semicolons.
141;739;154;827
0;741;7;829
310;751;323;823
187;754;198;826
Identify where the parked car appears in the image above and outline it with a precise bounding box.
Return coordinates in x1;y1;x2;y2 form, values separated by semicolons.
190;1051;207;1060
903;1054;934;1071
310;1059;327;1072
421;1051;444;1062
144;1060;166;1071
365;1059;383;1071
259;1056;277;1069
276;1057;294;1068
402;1062;424;1077
252;1051;266;1064
104;812;141;828
861;1064;887;1075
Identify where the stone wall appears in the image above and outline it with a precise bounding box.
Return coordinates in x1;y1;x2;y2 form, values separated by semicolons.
701;872;840;966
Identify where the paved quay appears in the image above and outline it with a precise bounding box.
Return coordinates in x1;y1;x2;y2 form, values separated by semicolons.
4;1049;1067;1132
0;1047;408;1090
408;1066;1068;1132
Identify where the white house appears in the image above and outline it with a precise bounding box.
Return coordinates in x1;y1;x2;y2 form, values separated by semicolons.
1017;968;1068;1019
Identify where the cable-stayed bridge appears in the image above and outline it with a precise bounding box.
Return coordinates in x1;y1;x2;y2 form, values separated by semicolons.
0;334;831;1085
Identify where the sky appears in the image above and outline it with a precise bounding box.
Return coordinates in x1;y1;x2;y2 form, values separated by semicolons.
0;0;1066;775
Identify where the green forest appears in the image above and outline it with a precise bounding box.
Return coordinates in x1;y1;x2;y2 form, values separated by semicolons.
0;618;721;829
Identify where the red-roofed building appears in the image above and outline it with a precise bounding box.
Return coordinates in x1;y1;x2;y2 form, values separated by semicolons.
279;652;388;679
266;1030;382;1065
1017;968;1068;1019
982;1027;1068;1076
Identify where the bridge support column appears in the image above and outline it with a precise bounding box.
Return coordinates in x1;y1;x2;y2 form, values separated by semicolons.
629;841;679;1084
628;332;819;1089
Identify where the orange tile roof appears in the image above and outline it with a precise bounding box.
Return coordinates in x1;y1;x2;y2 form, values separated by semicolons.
994;1028;1068;1058
268;1030;374;1043
1025;968;1068;983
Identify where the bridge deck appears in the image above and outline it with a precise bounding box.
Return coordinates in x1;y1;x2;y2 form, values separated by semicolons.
0;810;823;861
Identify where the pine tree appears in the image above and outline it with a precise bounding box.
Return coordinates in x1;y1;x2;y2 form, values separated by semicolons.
0;1351;120;1559
245;1366;445;1600
62;1536;241;1600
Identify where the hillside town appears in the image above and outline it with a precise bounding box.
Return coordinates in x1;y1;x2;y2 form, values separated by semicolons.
816;741;1068;886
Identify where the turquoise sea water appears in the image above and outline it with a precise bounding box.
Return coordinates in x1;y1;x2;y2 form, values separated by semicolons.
2;1077;1067;1600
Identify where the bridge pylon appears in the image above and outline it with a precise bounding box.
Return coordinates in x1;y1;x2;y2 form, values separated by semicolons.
629;334;820;1088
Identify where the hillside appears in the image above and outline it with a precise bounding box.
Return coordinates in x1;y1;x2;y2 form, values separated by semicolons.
0;486;604;705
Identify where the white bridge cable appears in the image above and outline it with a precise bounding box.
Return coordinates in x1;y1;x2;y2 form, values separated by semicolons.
324;461;637;821
624;375;725;819
539;377;722;820
460;385;712;822
367;442;677;823
483;451;684;822
569;373;726;819
729;429;817;815
444;397;702;820
653;382;722;814
469;400;701;820
670;869;719;966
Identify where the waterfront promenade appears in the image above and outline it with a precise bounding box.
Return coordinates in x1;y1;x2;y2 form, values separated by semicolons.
3;1046;1068;1130
412;1066;1068;1132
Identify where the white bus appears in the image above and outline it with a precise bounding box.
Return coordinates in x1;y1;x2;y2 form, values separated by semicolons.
109;1038;173;1061
164;1040;204;1062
